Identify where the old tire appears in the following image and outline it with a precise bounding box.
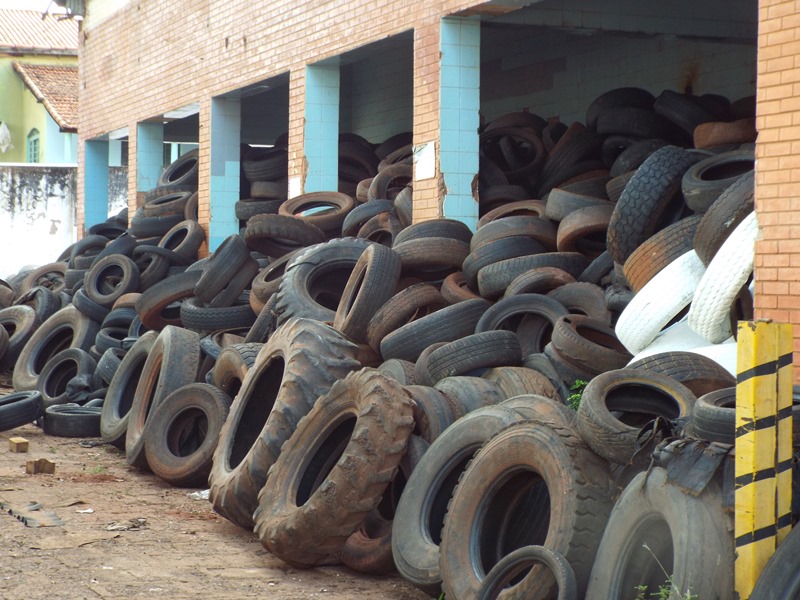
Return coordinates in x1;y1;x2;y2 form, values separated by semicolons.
143;383;232;488
253;368;414;567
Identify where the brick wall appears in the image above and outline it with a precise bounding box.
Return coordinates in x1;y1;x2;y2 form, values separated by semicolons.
755;0;800;375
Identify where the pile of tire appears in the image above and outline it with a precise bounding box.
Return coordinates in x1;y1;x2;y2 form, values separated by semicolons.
0;86;763;599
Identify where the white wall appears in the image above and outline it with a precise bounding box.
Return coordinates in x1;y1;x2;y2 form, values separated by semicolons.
0;166;76;278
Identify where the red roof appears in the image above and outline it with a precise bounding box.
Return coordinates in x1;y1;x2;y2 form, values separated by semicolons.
0;9;78;55
13;62;78;132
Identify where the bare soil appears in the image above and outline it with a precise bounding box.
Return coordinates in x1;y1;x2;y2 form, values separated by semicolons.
0;374;431;600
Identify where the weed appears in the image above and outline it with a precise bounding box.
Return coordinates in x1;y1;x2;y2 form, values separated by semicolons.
87;465;107;475
632;544;698;599
567;379;589;411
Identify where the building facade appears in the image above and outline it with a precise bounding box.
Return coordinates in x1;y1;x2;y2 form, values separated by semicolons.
76;0;799;373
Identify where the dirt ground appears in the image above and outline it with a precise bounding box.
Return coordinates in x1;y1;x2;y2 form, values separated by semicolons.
0;374;431;600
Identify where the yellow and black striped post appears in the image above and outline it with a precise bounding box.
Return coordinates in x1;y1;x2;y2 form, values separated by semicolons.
735;319;793;599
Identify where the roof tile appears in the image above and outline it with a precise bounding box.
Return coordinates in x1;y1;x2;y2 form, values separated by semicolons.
0;9;78;54
13;62;79;132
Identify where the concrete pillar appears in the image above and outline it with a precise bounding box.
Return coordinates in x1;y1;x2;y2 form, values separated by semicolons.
84;139;110;230
208;96;241;251
304;62;340;193
439;16;481;231
136;122;164;195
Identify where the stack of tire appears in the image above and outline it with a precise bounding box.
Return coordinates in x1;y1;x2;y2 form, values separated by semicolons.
0;86;763;599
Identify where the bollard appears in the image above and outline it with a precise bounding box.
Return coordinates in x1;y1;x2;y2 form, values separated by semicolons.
734;320;793;599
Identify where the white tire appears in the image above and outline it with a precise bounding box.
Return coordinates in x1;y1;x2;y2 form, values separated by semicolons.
615;250;706;355
688;211;757;343
687;342;738;376
625;317;715;364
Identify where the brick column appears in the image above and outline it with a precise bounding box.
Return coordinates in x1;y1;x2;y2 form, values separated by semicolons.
754;0;800;380
412;20;444;223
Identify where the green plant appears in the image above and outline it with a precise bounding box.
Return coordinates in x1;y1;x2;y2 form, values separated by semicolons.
632;543;698;600
87;465;107;475
567;379;589;411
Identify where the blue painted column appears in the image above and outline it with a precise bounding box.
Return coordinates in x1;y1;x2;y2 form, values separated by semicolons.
209;96;241;251
136;122;164;194
439;16;480;231
84;139;109;229
304;62;340;193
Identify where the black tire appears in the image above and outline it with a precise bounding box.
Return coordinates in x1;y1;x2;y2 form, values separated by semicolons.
244;293;279;344
609;138;669;177
0;304;41;370
244;214;326;257
129;209;184;238
208;318;360;529
125;325;201;470
84;255;141;308
95;347;125;386
365;283;448;353
339;434;429;575
477;545;578;600
275;237;372;325
157;149;199;189
143;383;232;487
653;90;717;138
333;243;402;343
434;375;506;419
585;87;655;130
37;348;98;408
470;215;557;253
391;403;541;595
750;523;800;599
135;270;202;331
475;293;568;356
393;218;473;246
586;467;733;599
0;391;44;432
693;171;755;265
15;286;61;323
477;252;589;299
194;235;251;304
234;198;284;221
690;387;736;443
549;314;630;376
623;215;702;293
627;351;736;398
210;342;262;399
341;199;396;237
72;288;111;323
392;237;470;281
179;298;257;332
42;404;102;437
379;298;491;362
253;368;414;567
681;149;754;213
12;306;101;392
100;331;158;450
426;330;522;383
502;266;576;298
462;237;546;290
606;145;699;265
440;420;612;600
157;219;206;259
278;191;356;234
576;368;696;465
143;190;193;218
547;281;611;323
